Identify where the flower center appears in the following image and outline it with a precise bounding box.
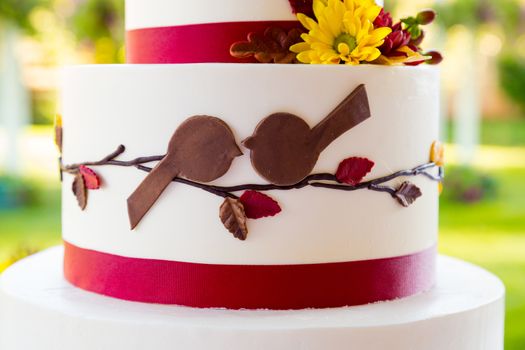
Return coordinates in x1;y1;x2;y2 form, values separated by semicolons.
334;33;357;55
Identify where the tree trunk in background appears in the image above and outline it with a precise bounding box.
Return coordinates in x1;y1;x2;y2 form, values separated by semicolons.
453;30;480;165
0;24;30;175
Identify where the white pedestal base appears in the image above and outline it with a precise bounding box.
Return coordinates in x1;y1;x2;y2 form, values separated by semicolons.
0;247;505;350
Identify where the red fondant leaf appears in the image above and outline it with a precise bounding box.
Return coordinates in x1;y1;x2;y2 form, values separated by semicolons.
219;198;249;241
79;165;101;190
288;0;314;17
395;182;422;207
336;157;375;186
240;191;282;219
72;173;87;210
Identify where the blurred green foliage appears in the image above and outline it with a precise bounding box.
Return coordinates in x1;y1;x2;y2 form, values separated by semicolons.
442;166;498;203
498;56;525;115
435;0;525;117
70;0;125;63
0;176;39;209
32;90;57;125
0;0;50;32
435;0;523;33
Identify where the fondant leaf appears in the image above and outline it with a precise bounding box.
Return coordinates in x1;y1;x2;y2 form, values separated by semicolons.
230;27;304;64
219;198;249;240
79;165;101;190
240;191;282;219
430;140;445;166
54;114;63;153
336;157;375;186
395;181;422;207
72;173;87;210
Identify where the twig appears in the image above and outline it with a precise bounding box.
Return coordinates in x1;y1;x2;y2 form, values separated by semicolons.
63;145;444;199
62;145;164;172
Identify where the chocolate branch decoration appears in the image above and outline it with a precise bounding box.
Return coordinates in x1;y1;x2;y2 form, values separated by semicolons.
243;85;370;185
62;144;444;240
127;116;242;229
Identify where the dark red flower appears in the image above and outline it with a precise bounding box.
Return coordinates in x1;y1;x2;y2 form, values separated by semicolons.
375;10;412;58
288;0;314;18
373;9;393;28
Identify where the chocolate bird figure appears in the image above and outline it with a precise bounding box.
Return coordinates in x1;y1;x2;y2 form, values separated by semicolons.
242;84;371;186
127;116;242;229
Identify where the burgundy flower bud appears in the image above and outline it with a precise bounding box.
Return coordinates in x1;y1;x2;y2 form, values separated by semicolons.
416;10;436;25
424;51;443;65
410;30;425;47
288;0;315;17
374;9;393;28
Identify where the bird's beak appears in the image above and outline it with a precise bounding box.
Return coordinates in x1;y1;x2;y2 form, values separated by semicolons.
242;136;256;150
231;144;243;157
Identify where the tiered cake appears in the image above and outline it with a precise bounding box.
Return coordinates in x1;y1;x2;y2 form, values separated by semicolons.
0;0;505;349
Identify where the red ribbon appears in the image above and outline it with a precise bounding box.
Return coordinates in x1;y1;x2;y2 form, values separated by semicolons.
64;241;435;310
126;21;301;64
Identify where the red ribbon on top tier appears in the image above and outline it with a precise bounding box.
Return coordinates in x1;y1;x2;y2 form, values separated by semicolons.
64;241;436;310
126;21;301;64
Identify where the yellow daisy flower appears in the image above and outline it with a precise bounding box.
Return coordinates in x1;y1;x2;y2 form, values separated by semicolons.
290;0;392;65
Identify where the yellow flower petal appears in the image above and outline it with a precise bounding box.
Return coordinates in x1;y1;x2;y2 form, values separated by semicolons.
290;42;311;53
430;141;445;166
369;27;392;43
297;14;317;31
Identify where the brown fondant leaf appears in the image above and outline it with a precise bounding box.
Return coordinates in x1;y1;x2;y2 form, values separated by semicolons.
230;27;304;64
395;181;422;207
72;173;87;210
219;197;249;240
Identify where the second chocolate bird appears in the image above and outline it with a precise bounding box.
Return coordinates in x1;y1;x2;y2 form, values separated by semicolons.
242;84;371;186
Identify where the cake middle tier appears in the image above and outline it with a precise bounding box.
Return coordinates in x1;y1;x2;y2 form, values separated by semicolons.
61;64;439;265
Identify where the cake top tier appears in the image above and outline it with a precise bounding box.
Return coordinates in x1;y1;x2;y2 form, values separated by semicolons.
126;0;296;30
126;0;439;65
126;0;385;30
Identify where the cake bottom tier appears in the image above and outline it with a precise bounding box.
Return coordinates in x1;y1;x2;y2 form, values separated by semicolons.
0;247;504;350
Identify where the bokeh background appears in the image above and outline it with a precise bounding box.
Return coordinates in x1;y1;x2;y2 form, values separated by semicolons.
0;0;524;347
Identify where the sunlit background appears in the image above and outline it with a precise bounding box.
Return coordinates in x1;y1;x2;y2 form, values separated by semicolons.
0;0;524;347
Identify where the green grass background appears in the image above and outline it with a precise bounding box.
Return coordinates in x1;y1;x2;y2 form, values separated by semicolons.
1;120;524;348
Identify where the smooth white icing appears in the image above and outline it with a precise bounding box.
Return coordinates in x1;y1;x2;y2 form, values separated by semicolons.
61;64;439;265
126;0;297;30
126;0;384;30
0;248;505;350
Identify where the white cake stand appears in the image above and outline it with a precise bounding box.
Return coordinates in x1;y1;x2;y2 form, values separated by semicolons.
0;247;504;350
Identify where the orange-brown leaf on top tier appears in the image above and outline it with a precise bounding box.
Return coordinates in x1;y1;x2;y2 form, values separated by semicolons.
230;27;305;64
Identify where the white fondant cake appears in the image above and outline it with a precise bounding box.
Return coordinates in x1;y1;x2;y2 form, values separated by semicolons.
0;248;505;350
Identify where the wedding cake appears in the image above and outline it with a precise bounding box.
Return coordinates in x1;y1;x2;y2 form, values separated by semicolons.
0;0;505;349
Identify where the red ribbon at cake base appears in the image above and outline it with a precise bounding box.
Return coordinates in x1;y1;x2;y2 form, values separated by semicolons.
126;21;301;64
64;241;436;310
